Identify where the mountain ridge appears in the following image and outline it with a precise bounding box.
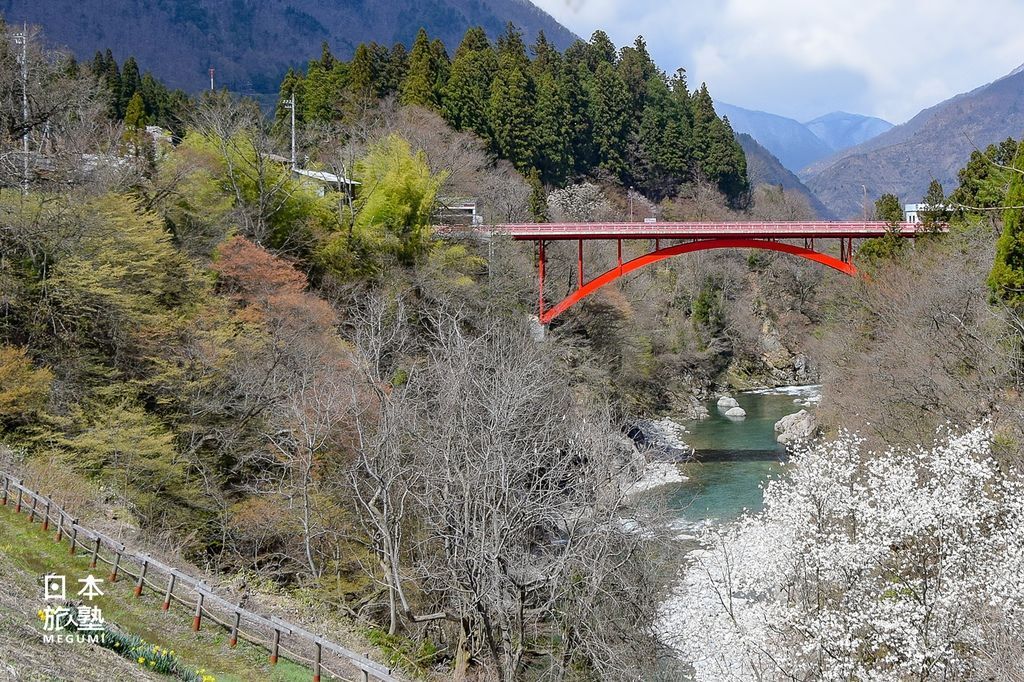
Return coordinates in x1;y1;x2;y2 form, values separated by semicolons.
737;133;833;219
801;65;1024;217
803;111;893;153
0;0;578;95
716;102;833;173
717;102;893;176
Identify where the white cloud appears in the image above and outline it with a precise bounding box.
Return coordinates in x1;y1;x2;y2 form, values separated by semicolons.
532;0;1024;123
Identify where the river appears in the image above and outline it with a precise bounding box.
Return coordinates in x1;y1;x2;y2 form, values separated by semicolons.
659;385;820;525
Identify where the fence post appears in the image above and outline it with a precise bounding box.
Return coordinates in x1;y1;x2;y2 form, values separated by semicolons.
361;667;369;682
28;493;37;522
68;520;79;555
42;498;50;531
229;608;241;648
162;574;175;611
270;628;281;665
134;559;148;597
313;640;322;682
89;536;102;569
1;475;8;505
15;483;23;513
109;547;122;583
192;591;204;631
55;511;64;543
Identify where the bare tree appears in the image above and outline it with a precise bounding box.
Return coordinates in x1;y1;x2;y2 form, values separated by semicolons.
347;292;425;634
188;92;297;245
356;305;669;681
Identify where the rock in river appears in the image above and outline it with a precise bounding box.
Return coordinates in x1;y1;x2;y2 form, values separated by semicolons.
725;406;746;419
717;396;739;409
775;409;818;445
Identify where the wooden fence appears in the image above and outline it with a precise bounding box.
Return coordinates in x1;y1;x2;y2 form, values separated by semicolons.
0;474;400;682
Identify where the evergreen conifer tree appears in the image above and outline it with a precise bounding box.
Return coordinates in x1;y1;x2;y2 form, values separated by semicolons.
400;29;441;108
372;44;407;96
455;27;490;58
563;63;594;175
441;29;497;138
530;31;560;74
587;62;630;179
496;23;530;72
988;150;1024;305
348;43;379;98
488;52;536;171
124;91;146;130
920;180;950;230
690;84;748;204
617;37;657;113
587;31;617;69
532;71;571;184
120;57;142;117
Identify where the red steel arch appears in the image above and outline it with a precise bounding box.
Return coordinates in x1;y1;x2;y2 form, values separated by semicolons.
540;238;857;324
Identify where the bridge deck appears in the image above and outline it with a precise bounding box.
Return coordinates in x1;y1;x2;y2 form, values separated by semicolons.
467;221;929;240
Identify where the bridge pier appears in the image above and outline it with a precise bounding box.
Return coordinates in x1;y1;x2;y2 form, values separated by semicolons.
577;240;584;287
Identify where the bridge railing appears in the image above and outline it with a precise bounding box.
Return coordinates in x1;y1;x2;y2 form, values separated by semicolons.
436;220;935;239
0;474;400;682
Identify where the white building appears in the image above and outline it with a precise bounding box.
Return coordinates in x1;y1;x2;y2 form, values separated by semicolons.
434;197;483;226
292;167;358;197
904;203;949;223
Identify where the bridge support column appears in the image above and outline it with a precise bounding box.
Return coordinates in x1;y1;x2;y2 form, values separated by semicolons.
577;240;583;287
537;240;546;322
617;239;623;270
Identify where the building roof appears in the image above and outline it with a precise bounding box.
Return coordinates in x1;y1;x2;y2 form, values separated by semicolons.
293;167;359;186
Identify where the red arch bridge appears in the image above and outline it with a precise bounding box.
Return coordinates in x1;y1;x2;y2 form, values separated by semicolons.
439;221;934;324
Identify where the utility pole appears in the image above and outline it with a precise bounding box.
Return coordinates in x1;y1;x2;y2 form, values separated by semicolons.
286;93;297;170
14;24;28;195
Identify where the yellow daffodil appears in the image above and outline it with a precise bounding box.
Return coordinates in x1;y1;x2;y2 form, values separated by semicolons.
137;657;145;663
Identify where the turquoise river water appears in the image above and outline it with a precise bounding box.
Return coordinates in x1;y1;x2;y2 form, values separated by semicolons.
662;387;819;524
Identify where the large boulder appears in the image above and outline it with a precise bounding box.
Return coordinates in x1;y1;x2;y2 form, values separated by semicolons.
725;406;747;419
717;396;739;408
775;409;818;445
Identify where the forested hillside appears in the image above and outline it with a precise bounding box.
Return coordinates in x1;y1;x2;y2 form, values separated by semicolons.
0;0;577;95
279;27;750;203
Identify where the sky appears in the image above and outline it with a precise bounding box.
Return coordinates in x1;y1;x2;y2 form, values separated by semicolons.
530;0;1024;124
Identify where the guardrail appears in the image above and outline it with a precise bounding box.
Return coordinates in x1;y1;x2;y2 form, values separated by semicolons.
0;474;399;682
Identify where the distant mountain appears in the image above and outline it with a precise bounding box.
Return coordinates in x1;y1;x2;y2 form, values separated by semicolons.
737;133;833;219
804;112;893;152
717;103;834;174
1;0;578;95
802;64;1024;218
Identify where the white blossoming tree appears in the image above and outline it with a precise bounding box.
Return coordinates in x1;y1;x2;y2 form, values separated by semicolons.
546;182;614;223
664;428;1024;681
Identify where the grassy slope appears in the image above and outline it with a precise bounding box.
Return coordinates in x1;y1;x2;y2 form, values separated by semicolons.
0;506;313;682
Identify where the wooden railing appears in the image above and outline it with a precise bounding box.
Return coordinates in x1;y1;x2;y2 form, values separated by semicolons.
0;474;399;682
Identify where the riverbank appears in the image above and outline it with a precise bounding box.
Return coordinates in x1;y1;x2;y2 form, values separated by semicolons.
640;385;821;522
